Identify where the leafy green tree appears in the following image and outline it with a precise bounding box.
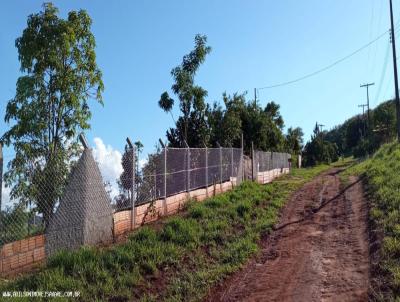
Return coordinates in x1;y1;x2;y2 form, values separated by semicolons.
159;34;211;147
324;99;398;158
207;93;245;147
285;127;304;154
371;101;396;145
303;123;338;166
264;101;284;130
240;101;285;153
1;3;104;228
0;204;29;245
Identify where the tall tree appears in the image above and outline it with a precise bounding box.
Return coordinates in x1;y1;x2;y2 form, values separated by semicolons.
207;92;245;147
1;3;104;227
265;101;284;130
158;34;211;147
303;123;338;166
285;127;304;154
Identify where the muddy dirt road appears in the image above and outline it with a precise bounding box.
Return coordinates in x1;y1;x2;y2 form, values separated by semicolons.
208;168;370;302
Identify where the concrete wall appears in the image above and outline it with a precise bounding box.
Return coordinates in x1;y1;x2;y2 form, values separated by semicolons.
256;168;290;184
45;149;113;258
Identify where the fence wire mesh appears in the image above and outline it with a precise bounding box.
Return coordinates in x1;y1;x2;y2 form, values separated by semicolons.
135;147;243;205
0;148;115;255
253;150;291;173
0;153;65;247
0;143;292;255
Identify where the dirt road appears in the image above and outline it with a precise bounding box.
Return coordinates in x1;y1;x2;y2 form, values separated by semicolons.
208;168;370;302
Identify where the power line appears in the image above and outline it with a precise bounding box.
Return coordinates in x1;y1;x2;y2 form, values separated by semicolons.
258;29;390;90
374;40;390;105
373;24;400;105
370;0;385;76
365;0;375;76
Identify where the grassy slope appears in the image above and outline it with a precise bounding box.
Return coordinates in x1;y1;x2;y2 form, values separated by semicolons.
0;165;329;301
345;142;400;301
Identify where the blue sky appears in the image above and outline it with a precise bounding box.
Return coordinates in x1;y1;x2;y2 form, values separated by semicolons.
0;0;398;161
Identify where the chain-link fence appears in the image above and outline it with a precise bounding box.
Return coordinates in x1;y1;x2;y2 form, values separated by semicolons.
0;153;50;248
134;147;243;206
253;150;291;173
0;146;114;257
0;144;244;250
0;137;294;273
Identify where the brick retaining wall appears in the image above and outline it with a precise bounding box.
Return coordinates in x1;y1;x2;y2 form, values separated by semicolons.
113;180;236;237
256;168;290;184
0;234;45;277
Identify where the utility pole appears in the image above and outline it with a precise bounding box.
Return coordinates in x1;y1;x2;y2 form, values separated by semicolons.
254;88;257;106
389;0;400;140
358;103;368;136
317;123;325;141
358;103;368;116
360;83;374;131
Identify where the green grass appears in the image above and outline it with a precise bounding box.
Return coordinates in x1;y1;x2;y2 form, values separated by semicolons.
0;165;330;301
345;142;400;301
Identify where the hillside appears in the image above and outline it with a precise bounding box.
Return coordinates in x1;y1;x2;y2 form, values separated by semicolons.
325;100;396;157
346;142;400;300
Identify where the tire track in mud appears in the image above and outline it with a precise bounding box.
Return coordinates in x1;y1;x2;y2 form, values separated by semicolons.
207;169;370;302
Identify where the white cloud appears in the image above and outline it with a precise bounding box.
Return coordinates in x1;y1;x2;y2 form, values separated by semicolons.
92;137;123;199
1;183;11;211
139;158;147;170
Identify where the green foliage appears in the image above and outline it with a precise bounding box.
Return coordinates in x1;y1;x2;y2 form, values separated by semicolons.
1;3;103;227
158;36;303;154
205;93;295;153
161;218;201;248
325;99;397;158
347;142;400;299
0;205;30;245
159;34;211;147
285;127;304;155
303;122;338;166
1;164;330;301
264;101;284;130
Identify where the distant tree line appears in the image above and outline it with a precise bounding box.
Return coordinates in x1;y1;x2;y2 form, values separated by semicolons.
157;34;304;155
302;123;338;166
323;99;396;158
114;35;306;207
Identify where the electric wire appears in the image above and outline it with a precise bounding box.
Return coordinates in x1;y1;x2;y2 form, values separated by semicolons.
371;0;385;76
366;0;375;77
373;40;390;105
258;29;390;90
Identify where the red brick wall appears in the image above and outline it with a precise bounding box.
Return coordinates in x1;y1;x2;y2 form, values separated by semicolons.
0;234;45;277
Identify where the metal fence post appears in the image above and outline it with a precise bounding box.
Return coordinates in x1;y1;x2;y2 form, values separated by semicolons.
184;141;190;197
219;146;223;186
241;134;244;183
270;151;273;171
163;147;167;215
251;141;254;181
126;138;136;230
0;142;3;212
230;146;234;181
205;145;208;198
